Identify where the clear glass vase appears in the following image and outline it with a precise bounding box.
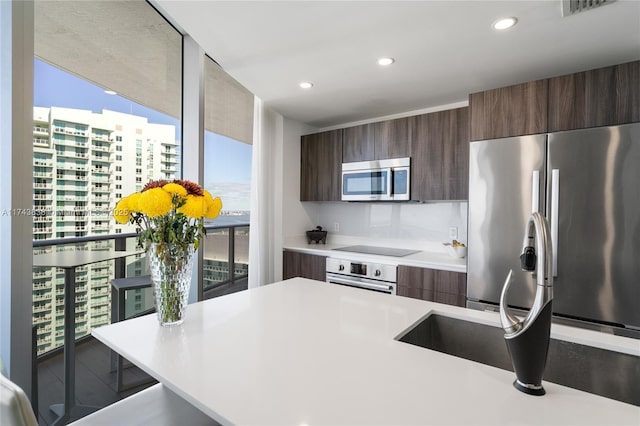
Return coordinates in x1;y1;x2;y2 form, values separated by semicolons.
147;242;196;326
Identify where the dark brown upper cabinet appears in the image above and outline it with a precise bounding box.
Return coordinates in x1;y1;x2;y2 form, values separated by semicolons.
373;117;412;160
469;61;640;141
342;117;412;163
548;61;640;132
469;79;548;141
342;123;375;163
411;107;469;201
300;130;343;201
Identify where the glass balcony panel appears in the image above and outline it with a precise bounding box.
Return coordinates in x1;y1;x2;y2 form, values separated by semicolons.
202;229;230;292
123;287;154;320
31;235;141;356
234;226;249;278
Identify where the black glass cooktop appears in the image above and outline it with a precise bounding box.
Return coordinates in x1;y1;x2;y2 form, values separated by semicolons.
332;245;420;257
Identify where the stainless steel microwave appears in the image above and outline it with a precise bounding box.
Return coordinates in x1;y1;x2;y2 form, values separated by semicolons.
341;157;410;201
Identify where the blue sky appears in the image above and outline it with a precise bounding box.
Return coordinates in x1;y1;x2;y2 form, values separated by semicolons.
34;59;252;211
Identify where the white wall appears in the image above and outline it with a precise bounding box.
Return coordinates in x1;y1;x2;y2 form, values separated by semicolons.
268;117;318;281
282;117;317;239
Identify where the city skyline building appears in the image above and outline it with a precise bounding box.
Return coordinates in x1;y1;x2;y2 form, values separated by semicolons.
32;106;180;354
33;106;181;239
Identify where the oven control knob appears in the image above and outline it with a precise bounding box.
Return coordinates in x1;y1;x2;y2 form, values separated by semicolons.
339;264;345;271
375;269;381;277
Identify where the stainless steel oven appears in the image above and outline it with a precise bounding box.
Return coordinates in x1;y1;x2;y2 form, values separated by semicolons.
326;258;397;295
341;157;410;201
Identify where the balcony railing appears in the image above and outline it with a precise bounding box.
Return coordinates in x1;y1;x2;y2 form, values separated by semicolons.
54;138;86;148
91;186;111;193
32;221;249;358
91;168;111;174
56;151;88;159
34;171;53;178
91;134;111;142
91;155;111;162
57;164;88;171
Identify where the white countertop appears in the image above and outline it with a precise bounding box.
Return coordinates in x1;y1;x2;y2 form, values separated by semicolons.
93;278;639;425
284;235;467;273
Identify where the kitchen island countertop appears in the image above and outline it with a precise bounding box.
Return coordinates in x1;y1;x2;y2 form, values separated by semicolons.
93;278;639;425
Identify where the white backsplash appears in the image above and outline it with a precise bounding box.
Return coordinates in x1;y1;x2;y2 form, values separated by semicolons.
302;201;468;249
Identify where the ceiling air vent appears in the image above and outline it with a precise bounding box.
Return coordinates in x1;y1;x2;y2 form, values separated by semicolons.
562;0;616;17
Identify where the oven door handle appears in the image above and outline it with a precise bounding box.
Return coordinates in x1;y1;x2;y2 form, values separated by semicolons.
328;276;394;293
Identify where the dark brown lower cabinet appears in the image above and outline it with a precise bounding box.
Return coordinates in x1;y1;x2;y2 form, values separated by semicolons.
397;265;467;307
283;251;326;281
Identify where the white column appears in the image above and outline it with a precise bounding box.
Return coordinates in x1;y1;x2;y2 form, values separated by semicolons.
181;35;204;302
0;0;34;394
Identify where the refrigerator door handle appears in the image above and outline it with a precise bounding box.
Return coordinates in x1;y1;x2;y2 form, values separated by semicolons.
551;169;559;277
531;170;540;213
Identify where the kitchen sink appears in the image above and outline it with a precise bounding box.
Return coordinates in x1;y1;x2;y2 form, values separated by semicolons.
396;314;640;406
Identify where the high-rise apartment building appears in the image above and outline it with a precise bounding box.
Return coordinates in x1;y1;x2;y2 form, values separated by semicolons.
32;107;179;355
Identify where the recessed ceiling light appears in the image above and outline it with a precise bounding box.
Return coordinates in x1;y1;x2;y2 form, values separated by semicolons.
377;57;395;66
493;17;518;30
299;82;313;89
104;90;117;95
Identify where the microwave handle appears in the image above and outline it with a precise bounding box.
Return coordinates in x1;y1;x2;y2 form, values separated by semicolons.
385;168;393;196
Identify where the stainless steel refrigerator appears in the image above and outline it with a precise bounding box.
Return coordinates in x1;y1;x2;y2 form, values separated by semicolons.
467;122;640;337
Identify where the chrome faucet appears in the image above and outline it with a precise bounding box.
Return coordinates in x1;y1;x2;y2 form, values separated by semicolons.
499;211;554;395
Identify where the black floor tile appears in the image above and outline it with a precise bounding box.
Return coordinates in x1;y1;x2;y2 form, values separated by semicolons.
36;337;156;425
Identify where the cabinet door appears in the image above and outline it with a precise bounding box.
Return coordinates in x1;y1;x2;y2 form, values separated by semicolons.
411;107;469;201
342;124;375;163
300;130;343;201
469;79;548;141
374;117;412;160
397;265;435;300
283;251;326;281
397;265;466;307
548;61;640;131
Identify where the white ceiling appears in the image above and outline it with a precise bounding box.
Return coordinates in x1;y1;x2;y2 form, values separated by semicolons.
155;0;640;128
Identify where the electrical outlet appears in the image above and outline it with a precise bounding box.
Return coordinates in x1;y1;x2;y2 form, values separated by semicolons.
334;222;340;232
448;226;458;240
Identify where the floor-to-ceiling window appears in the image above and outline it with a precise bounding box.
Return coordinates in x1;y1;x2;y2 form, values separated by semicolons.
33;0;182;355
202;57;254;298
